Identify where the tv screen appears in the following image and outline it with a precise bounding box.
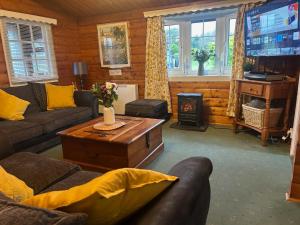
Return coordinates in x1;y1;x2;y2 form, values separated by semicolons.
245;0;300;57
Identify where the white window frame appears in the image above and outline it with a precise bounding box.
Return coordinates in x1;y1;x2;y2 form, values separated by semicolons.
165;10;237;78
224;15;237;75
0;18;58;86
164;21;185;76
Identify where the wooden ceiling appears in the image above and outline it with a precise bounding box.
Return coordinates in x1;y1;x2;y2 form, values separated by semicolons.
34;0;203;17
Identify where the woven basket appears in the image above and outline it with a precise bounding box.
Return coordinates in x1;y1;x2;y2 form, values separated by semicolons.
242;104;283;129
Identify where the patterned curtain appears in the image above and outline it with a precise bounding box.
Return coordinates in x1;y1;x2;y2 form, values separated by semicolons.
145;16;172;113
226;3;257;117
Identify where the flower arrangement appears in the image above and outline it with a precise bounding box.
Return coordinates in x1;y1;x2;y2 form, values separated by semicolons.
192;49;214;75
91;82;118;108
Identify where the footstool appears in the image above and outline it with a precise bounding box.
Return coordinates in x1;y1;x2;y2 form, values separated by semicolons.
125;99;169;120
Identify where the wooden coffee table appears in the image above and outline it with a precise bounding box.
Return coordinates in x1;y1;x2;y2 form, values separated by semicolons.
58;116;164;172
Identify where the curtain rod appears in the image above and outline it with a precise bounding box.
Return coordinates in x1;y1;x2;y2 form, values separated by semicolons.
0;9;57;25
144;0;266;18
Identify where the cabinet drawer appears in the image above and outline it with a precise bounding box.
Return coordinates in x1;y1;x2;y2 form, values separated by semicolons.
240;83;264;96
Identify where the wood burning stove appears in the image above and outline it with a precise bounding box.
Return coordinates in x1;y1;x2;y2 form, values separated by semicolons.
177;93;203;127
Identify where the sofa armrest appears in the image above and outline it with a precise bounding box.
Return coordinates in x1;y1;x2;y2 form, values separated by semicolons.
122;157;213;225
74;91;99;118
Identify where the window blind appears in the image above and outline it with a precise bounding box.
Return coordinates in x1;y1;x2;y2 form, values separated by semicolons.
0;18;58;85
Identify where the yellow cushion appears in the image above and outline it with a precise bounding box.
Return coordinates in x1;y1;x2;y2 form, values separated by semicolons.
0;166;33;202
0;89;30;121
45;84;76;110
23;168;178;225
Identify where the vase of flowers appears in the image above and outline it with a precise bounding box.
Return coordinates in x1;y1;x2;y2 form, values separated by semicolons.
92;82;118;125
192;49;214;76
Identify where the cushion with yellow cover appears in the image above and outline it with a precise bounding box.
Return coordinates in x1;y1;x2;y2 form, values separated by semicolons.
0;89;30;121
23;168;178;225
0;166;33;202
45;84;76;110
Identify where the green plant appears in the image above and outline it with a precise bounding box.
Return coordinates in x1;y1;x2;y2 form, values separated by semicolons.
243;62;254;72
91;82;118;108
192;49;213;64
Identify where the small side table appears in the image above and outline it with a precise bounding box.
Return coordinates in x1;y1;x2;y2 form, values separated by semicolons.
234;79;295;146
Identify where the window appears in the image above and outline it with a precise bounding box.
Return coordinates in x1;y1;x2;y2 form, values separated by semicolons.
191;20;216;71
165;8;237;76
165;24;181;70
0;19;58;85
227;18;236;67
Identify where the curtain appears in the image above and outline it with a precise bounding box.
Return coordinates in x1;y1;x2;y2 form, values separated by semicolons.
145;16;172;113
226;3;257;117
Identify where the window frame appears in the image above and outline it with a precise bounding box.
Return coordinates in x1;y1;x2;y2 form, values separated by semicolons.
165;10;237;77
164;20;185;76
0;18;58;86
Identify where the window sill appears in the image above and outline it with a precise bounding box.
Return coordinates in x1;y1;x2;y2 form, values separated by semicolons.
168;75;231;82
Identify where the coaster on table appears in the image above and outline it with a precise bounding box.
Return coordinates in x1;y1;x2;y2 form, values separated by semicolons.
93;121;126;131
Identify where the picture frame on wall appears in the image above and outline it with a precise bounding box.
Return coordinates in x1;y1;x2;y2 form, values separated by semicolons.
97;22;131;68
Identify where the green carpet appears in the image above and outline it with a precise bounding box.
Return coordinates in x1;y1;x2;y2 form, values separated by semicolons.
43;120;300;225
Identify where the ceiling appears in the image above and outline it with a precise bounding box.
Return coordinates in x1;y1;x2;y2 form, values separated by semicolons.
34;0;203;17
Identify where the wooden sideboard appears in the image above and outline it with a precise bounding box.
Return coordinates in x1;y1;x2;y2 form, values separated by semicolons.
234;79;295;146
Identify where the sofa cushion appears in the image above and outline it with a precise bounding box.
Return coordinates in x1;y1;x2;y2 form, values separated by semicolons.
0;166;34;202
3;85;41;114
42;171;101;193
0;131;14;159
0;152;81;194
0;89;30;121
46;84;76;110
25;107;92;133
0;198;87;225
23;168;178;225
29;82;47;111
0;120;43;145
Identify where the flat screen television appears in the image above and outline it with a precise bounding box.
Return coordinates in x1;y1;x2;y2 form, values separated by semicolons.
245;0;300;57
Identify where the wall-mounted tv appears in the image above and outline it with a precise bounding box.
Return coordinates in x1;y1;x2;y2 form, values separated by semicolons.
245;0;300;57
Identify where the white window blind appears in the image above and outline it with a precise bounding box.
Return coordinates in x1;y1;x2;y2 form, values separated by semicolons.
0;18;58;85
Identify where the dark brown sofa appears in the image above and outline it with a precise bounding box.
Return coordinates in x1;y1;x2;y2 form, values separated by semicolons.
0;83;98;159
0;152;213;225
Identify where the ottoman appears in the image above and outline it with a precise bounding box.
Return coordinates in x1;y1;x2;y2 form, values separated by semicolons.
125;99;169;120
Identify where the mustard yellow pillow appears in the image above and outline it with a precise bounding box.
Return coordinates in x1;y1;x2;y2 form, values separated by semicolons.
0;166;33;202
23;168;178;225
0;89;30;121
45;84;76;110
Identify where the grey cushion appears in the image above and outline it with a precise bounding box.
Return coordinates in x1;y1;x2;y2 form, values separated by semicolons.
29;82;47;111
25;107;92;133
0;131;14;159
2;85;41;114
0;152;80;194
0;120;43;144
0;198;87;225
42;171;101;193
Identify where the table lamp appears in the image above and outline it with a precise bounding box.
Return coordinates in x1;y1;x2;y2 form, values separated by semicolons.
72;62;88;90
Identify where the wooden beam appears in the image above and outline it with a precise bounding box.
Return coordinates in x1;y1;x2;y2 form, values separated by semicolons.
144;0;266;18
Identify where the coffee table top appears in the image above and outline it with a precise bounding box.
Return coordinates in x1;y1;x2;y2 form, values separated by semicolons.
58;116;164;144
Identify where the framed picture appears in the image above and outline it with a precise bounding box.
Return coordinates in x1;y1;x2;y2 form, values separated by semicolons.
97;22;131;68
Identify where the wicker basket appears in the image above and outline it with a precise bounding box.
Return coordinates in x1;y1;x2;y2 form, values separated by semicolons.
242;104;283;129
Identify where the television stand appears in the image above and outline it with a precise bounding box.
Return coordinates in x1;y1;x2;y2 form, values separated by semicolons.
234;79;295;146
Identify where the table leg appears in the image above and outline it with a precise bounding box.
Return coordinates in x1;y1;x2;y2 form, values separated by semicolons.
262;99;271;146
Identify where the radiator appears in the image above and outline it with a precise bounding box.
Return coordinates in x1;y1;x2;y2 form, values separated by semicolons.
99;84;138;115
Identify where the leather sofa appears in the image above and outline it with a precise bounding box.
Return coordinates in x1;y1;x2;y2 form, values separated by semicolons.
0;152;213;225
0;83;99;159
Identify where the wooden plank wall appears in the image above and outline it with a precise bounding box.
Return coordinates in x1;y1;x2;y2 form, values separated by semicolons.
170;81;232;125
78;10;147;99
78;10;232;125
0;0;80;87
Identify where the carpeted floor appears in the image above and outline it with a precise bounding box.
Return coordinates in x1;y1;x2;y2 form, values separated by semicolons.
43;120;300;225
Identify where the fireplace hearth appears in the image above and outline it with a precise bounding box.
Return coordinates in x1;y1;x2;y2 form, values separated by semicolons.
171;93;208;131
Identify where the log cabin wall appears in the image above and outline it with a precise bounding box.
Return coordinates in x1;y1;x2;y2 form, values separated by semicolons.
0;0;80;87
78;10;232;125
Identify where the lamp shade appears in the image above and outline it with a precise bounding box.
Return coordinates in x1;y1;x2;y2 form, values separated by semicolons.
72;62;88;76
